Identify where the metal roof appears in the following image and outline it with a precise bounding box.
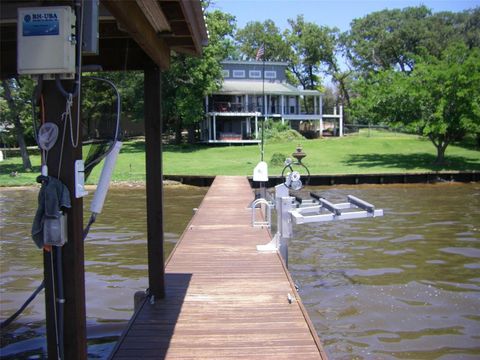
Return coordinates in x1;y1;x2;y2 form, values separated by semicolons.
214;80;322;96
221;60;289;66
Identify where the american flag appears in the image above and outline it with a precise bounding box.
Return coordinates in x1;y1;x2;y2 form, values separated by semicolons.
255;44;265;61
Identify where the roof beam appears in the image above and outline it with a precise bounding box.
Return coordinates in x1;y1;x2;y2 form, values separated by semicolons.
176;0;208;55
136;0;171;33
101;0;170;69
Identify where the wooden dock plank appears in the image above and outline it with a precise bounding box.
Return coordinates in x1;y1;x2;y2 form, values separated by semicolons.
110;176;327;359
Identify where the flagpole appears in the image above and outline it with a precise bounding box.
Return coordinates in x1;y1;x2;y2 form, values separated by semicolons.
254;43;267;198
261;55;265;162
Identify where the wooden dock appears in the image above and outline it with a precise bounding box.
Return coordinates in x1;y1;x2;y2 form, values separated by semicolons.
110;176;327;359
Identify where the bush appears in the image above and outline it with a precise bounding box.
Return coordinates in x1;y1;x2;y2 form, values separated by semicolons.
269;129;305;142
270;152;288;166
264;119;305;142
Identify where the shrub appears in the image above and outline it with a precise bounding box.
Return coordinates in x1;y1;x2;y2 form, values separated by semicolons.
270;152;288;166
264;119;305;142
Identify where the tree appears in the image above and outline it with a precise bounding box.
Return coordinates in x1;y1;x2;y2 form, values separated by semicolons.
162;9;236;143
81;71;144;138
235;20;290;61
283;16;354;110
346;6;433;74
461;8;480;49
351;45;480;164
416;45;480;163
346;6;480;75
1;78;34;171
284;15;328;90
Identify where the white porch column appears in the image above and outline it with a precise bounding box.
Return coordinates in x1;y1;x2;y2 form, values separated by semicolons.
314;96;317;115
339;105;344;137
281;95;285;124
255;114;259;139
213;114;217;141
245;94;249;112
205;95;209;112
208;115;212;141
319;96;323;137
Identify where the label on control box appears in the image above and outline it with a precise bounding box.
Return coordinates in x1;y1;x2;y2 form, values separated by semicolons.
22;10;60;36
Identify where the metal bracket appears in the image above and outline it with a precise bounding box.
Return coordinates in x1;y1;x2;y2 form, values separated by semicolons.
257;233;279;252
251;198;273;228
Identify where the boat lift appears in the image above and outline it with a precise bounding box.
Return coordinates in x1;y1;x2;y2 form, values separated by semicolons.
254;149;384;266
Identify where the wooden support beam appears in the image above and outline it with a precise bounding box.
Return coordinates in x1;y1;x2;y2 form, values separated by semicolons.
144;64;165;299
101;0;170;70
42;80;87;360
177;0;208;54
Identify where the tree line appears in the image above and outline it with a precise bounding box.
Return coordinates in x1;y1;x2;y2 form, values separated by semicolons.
1;4;479;169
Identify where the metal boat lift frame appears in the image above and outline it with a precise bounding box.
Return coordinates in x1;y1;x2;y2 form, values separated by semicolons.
255;183;384;266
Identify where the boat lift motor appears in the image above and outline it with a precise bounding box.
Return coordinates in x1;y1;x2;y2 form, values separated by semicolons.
255;156;384;266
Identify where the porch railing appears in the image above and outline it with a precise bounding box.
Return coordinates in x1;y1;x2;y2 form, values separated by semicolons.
208;102;319;115
210;102;258;113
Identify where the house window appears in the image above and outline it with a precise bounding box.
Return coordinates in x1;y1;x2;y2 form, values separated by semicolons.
249;70;261;78
233;70;245;78
222;70;230;78
264;70;276;79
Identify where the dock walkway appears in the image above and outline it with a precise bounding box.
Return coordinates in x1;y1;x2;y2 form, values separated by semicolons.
110;176;327;359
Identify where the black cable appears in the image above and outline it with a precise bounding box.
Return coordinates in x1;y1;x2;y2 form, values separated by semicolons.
0;280;45;329
55;247;65;360
31;76;43;147
83;213;97;241
55;75;79;99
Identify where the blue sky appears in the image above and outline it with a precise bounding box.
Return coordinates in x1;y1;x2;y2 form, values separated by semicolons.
212;0;479;32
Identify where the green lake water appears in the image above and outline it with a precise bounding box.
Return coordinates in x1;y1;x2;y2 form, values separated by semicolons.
1;183;479;359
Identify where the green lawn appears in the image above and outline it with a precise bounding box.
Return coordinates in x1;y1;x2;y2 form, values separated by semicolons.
1;130;479;186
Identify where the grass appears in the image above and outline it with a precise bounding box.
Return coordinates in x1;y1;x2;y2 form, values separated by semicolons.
1;130;479;187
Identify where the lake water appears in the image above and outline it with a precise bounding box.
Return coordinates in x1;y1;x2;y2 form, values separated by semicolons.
1;183;479;359
290;183;480;359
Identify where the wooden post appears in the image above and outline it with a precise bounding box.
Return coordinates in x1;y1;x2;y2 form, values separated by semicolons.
42;80;87;359
144;64;165;299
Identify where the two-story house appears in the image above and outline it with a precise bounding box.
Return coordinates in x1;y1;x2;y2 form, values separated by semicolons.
201;60;323;143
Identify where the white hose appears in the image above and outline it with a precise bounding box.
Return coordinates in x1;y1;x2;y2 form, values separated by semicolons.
90;141;122;214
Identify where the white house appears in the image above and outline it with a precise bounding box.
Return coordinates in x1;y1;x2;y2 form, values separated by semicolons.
201;60;324;143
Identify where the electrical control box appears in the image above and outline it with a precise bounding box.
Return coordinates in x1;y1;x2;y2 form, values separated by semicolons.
17;6;76;77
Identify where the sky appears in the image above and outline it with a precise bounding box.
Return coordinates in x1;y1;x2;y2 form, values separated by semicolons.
212;0;479;32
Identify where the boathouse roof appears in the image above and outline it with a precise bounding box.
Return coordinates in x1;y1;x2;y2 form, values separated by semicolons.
0;0;208;78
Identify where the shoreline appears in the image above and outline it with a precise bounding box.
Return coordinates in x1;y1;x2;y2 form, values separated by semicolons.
0;179;196;191
1;171;479;191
